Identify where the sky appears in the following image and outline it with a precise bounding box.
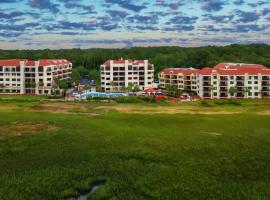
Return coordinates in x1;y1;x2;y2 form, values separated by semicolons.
0;0;269;49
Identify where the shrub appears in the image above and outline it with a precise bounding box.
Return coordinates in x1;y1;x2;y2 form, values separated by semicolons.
115;96;144;103
201;101;210;106
214;100;242;106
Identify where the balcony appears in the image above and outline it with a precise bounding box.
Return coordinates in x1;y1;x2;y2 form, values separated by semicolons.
262;87;270;92
236;82;244;86
220;87;227;92
262;92;270;97
220;82;228;86
236;92;245;98
220;93;228;98
203;93;211;98
262;81;270;86
220;77;228;81
236;76;245;81
203;82;211;86
203;77;211;81
262;76;270;81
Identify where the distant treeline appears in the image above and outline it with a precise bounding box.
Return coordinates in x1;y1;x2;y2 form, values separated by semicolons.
1;44;270;73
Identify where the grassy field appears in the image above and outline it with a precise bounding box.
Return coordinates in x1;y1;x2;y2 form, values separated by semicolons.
1;99;270;199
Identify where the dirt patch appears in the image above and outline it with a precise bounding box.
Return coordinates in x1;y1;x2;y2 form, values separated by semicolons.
0;121;57;137
32;102;89;114
94;106;240;115
257;110;270;115
201;131;222;136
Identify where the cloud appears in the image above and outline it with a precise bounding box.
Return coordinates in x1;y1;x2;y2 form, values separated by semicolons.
199;0;227;12
233;0;245;5
0;11;24;19
0;0;21;3
204;14;234;23
235;10;260;23
104;0;147;12
155;0;184;10
28;0;59;13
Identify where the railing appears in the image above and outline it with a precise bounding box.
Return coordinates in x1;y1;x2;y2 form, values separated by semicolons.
236;82;244;86
236;77;245;81
220;82;228;86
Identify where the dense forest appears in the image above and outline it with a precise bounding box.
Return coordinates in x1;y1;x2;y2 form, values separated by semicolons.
0;44;270;82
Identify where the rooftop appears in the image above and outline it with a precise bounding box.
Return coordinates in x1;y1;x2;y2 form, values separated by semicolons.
0;59;71;67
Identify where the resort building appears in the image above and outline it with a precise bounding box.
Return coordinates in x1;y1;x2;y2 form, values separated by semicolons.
0;59;72;95
100;59;154;91
159;63;270;99
159;68;199;93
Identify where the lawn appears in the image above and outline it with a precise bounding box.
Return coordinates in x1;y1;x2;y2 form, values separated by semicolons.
0;100;270;199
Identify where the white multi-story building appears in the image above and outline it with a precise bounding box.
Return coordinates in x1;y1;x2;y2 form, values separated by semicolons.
0;59;72;95
159;68;199;93
159;63;270;99
100;59;154;91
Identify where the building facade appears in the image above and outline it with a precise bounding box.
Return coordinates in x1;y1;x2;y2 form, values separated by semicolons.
159;68;199;93
0;59;72;95
159;63;270;99
100;59;154;91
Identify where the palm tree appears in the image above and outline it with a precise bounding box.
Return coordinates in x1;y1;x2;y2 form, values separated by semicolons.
110;81;117;92
133;85;140;92
209;85;215;98
244;87;251;99
83;85;90;91
229;87;237;98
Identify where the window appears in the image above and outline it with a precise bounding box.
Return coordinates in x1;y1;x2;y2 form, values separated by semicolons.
12;79;16;81
249;76;252;80
17;79;20;81
230;76;234;80
213;76;217;79
230;81;234;84
254;76;258;80
254;81;258;84
248;81;252;84
254;87;258;90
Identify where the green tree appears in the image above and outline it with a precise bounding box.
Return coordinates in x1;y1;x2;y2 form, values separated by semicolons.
133;85;141;92
110;81;117;92
229;87;237;97
244;87;251;98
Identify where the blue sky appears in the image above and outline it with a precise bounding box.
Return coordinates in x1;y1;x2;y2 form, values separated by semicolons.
0;0;269;49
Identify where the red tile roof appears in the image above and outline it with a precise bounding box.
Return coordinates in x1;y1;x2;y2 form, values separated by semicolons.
0;59;21;66
0;59;71;67
161;63;270;76
102;59;149;66
160;68;199;75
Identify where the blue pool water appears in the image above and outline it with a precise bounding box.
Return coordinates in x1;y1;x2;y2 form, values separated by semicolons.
80;92;125;98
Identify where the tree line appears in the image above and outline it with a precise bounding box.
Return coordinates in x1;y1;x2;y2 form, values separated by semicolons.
0;44;270;83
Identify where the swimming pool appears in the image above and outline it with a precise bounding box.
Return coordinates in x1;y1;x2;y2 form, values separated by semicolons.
75;92;127;100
